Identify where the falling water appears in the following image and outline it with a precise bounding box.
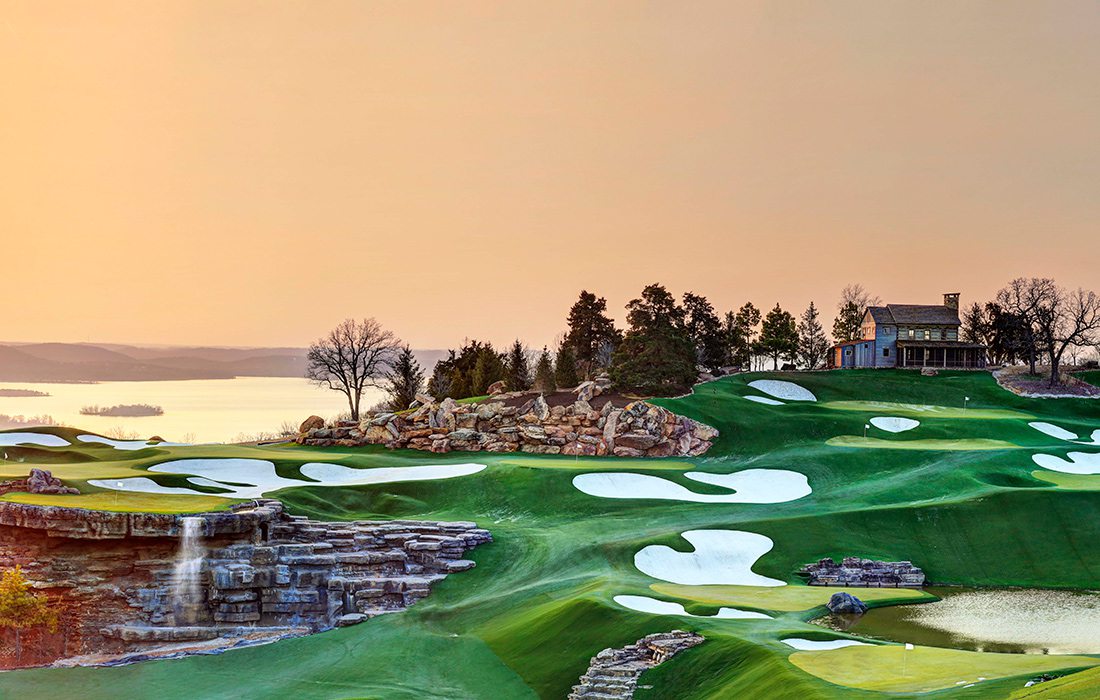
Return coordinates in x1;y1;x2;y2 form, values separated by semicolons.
171;516;206;625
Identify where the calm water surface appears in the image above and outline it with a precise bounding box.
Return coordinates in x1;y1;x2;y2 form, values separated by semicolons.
0;377;372;443
816;586;1100;654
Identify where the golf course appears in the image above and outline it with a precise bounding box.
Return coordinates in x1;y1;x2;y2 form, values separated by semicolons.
3;369;1100;698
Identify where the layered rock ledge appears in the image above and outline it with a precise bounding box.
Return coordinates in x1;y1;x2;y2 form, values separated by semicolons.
298;394;718;458
569;630;705;699
0;499;490;669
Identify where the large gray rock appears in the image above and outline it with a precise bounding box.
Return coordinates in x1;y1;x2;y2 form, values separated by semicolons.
827;592;868;615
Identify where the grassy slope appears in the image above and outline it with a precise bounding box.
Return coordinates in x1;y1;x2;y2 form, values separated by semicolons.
1;370;1099;698
1076;370;1100;388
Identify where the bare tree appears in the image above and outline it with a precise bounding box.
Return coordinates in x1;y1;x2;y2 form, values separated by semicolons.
1035;286;1100;386
994;277;1057;375
306;318;401;421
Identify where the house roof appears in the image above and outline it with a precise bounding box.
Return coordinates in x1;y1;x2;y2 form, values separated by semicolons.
866;304;961;327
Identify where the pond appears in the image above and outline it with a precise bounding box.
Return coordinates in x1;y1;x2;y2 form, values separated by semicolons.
815;586;1100;654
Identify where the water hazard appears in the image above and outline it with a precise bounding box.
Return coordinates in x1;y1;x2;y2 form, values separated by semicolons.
815;586;1100;654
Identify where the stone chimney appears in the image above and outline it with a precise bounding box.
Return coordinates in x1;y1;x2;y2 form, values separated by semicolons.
943;293;960;310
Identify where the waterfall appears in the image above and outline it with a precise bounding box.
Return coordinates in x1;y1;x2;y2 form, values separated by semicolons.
171;516;206;625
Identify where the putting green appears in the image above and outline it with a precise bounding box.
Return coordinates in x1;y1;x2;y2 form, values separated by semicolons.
497;456;694;471
823;400;1032;421
789;644;1100;693
826;435;1020;451
0;491;235;514
650;582;931;612
1031;470;1100;491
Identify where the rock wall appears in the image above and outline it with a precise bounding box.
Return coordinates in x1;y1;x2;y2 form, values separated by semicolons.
0;499;490;669
799;557;926;588
569;630;705;699
298;395;719;458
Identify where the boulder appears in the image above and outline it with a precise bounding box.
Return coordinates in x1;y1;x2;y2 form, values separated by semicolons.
574;380;601;403
415;393;436;406
529;395;550;421
299;416;325;433
921;368;938;377
615;432;659;451
335;612;368;627
826;592;868;615
487;380;507;396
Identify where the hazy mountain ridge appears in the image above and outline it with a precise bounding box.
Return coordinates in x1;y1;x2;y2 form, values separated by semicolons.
0;343;445;382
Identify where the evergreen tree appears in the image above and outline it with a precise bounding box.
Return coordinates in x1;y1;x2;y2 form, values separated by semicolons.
757;303;799;370
609;283;696;394
683;292;726;372
383;345;424;411
554;344;580;388
564;290;622;378
796;302;829;370
470;346;506;396
726;302;761;371
504;340;532;391
533;347;557;392
831;301;863;344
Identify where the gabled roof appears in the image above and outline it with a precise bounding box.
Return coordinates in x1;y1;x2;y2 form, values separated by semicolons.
863;304;961;326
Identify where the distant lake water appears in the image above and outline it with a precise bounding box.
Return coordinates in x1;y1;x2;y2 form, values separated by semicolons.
0;377;374;443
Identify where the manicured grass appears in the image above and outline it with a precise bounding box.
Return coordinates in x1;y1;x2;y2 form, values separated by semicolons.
1076;371;1100;388
650;582;931;613
789;644;1100;693
1031;470;1100;490
0;491;235;514
2;370;1100;698
825;435;1021;450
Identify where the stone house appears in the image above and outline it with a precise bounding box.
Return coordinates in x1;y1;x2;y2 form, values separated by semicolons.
831;293;987;369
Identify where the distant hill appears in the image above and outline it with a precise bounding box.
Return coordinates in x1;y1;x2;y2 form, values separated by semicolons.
0;342;445;383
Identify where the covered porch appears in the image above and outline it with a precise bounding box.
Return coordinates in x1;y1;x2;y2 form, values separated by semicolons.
896;341;987;369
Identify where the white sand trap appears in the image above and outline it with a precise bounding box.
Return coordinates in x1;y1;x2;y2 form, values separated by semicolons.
91;458;487;499
1032;451;1100;475
1028;422;1100;446
634;529;785;587
614;595;772;620
0;432;70;448
78;435;187;451
573;469;810;504
781;638;868;651
870;417;920;433
748;380;816;402
745;395;784;406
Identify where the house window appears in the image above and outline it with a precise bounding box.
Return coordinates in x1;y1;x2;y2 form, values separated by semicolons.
928;328;940;341
907;329;915;339
883;348;890;357
947;329;958;341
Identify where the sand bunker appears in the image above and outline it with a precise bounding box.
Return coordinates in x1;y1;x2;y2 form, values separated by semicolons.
870;417;920;433
78;435;187;451
90;459;487;498
573;469;811;504
782;638;869;651
745;395;784;406
634;529;785;587
613;594;771;620
747;380;816;402
1031;451;1100;475
1029;422;1100;446
0;432;70;448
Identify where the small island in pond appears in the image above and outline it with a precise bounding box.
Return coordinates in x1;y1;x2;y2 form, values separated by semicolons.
0;388;50;397
79;403;165;417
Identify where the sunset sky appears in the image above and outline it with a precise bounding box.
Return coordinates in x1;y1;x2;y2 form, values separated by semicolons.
3;1;1098;350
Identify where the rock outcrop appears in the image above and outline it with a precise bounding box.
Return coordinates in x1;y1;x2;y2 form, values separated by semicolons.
0;499;490;669
799;557;925;588
0;468;79;496
826;591;868;614
298;395;718;458
569;630;705;699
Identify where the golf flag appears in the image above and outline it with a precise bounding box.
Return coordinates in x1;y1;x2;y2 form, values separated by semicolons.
905;643;914;650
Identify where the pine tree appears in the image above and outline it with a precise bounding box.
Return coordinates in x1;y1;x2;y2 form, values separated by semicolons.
504;340;532;391
470;347;506;396
726;302;761;371
384;345;424;411
609;283;696;394
757;303;799;370
797;302;829;370
554;344;579;388
832;301;863;344
533;347;557;392
564;291;622;378
683;292;726;373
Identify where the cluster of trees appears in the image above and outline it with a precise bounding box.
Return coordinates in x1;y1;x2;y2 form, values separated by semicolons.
961;277;1100;385
0;566;59;661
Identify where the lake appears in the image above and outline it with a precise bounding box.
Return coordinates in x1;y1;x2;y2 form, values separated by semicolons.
815;586;1100;654
0;377;375;443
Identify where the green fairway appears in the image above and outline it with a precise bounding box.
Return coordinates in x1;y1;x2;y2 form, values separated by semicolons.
2;369;1100;698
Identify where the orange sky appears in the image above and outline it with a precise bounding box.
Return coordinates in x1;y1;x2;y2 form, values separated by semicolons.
2;1;1098;349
